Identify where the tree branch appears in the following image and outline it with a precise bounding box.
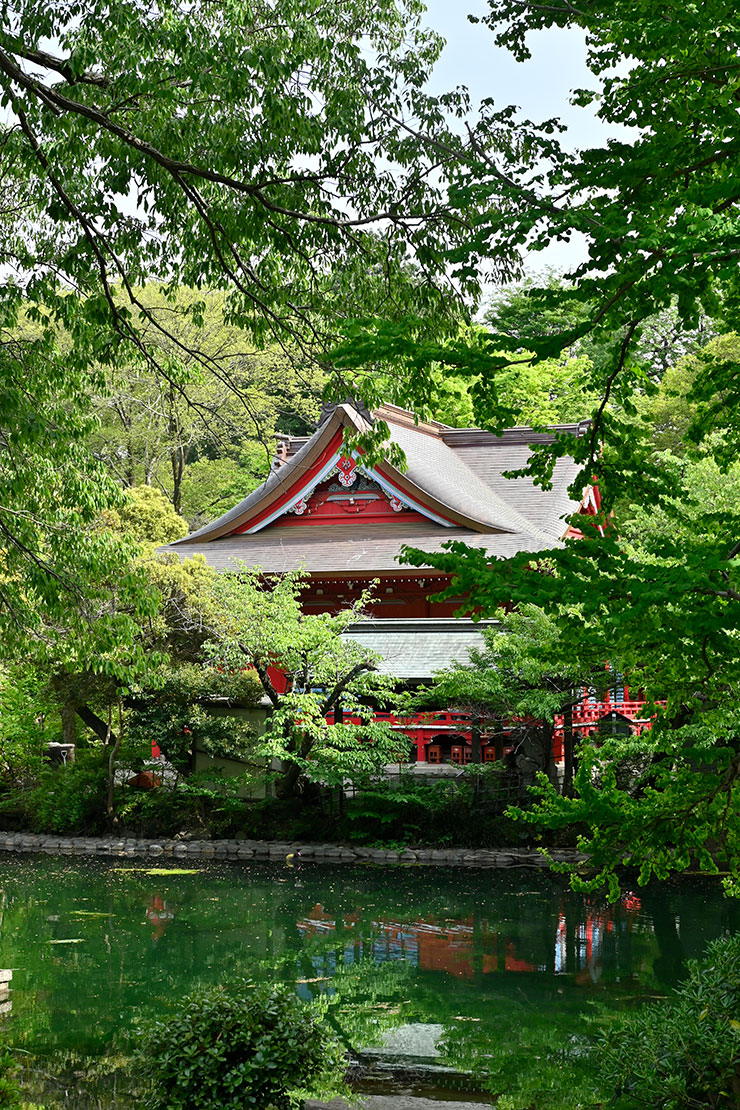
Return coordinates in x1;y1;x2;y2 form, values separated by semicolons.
320;661;375;716
251;658;280;708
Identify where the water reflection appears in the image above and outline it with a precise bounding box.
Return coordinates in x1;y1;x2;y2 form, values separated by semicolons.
0;856;735;1063
145;895;175;946
296;889;670;989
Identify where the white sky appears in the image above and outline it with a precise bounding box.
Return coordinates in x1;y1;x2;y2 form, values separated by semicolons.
420;0;634;277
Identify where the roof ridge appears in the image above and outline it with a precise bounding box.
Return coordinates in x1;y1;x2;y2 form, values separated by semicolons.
373;402;452;436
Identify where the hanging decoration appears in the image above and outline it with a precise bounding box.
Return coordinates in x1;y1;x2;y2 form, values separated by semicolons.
335;455;358;487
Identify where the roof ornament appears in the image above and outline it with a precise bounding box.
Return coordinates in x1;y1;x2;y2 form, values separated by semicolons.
318;398;373;427
271;439;289;470
335;455;358;487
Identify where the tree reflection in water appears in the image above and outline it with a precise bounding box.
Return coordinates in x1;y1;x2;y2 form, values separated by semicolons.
0;857;736;1108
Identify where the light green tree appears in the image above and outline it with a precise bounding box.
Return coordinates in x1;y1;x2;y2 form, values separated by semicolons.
193;567;408;797
86;287;324;519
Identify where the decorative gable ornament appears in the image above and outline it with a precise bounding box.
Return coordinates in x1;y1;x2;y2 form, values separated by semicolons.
335;455;358;487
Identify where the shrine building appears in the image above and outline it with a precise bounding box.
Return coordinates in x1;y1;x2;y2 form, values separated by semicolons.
161;402;648;764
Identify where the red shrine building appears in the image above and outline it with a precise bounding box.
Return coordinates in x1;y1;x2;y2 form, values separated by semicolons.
162;402;649;764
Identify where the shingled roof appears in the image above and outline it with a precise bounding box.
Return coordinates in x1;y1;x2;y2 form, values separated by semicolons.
160;402;591;573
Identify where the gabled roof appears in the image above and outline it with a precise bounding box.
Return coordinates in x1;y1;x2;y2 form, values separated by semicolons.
172;402;369;544
161;402;591;571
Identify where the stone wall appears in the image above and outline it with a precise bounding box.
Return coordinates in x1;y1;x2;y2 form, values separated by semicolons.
0;831;585;867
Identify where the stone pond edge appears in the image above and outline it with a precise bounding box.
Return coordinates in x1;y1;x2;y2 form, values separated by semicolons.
0;831;586;868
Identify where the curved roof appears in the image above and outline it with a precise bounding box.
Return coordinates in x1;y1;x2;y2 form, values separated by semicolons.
173;402;369;544
162;402;591;568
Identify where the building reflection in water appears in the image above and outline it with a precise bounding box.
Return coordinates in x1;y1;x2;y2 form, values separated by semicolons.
146;895;176;947
298;891;645;986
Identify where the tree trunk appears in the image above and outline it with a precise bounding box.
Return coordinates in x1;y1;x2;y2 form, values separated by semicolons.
106;700;123;830
61;701;77;747
171;443;184;515
75;704;117;746
274;725;312;799
275;759;303;799
167;384;185;515
126;429;136;488
471;714;481;765
494;721;505;763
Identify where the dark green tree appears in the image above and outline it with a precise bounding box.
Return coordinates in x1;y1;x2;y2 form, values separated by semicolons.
332;0;740;894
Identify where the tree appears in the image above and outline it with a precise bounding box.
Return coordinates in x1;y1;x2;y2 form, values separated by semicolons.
190;566;408;797
484;272;714;382
0;0;482;638
420;605;615;795
0;297;150;649
403;440;740;895
125;662;263;775
86;287;324;519
110;486;189;548
0;0;474;360
331;1;740;894
335;0;740;495
12;495;197;760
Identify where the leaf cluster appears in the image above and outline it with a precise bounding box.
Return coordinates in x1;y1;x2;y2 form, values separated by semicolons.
600;933;740;1108
137;982;340;1110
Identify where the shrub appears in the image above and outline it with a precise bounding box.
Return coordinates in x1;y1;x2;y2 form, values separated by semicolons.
601;933;740;1108
115;772;253;838
24;750;108;834
339;770;524;848
138;982;340;1110
0;1043;21;1108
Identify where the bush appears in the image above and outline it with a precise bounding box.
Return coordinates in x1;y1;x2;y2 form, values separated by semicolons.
24;750;108;834
138;982;340;1110
115;772;253;838
339;770;525;848
601;933;740;1108
0;1044;21;1108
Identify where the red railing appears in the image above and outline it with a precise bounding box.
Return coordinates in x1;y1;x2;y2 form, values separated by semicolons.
327;697;654;764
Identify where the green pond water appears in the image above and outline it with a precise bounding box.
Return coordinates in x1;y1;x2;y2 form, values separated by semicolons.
0;855;738;1106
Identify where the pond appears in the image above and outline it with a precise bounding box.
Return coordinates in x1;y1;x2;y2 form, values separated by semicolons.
0;855;738;1107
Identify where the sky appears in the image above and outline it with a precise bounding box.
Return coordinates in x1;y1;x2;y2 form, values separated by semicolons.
419;0;630;278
